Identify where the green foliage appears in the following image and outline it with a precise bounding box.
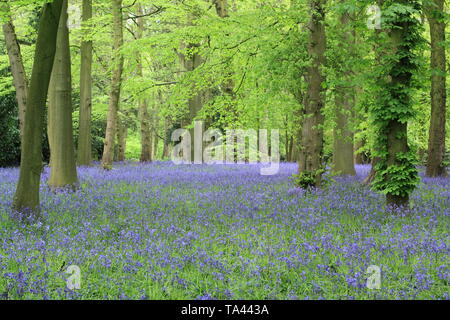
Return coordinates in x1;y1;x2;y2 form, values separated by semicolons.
373;152;420;197
291;168;328;190
370;0;424;199
0;93;20;167
72;105;107;161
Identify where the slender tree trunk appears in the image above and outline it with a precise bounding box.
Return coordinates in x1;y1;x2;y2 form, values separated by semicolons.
425;0;447;177
287;135;294;162
117;115;127;162
139;98;153;162
136;5;153;162
77;0;93;166
101;0;124;169
364;0;385;184
47;0;78;190
185;51;204;163
298;0;327;187
2;3;28;139
178;6;207;163
13;0;64;213
162;116;170;159
153;128;159;160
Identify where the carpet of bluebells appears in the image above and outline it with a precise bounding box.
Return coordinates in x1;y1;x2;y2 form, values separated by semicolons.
0;162;448;300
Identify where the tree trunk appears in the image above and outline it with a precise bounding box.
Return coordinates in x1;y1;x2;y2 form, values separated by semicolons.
117;115;127;162
425;0;447;177
47;0;78;190
214;0;229;18
298;0;327;187
386;120;410;207
2;3;28;139
364;0;386;184
139;97;153;162
162;116;170;159
333;89;356;175
287;135;294;162
153;128;159;160
77;0;93;166
136;5;153;162
13;0;64;213
185;51;204;163
101;0;124;169
178;7;207;163
332;8;355;176
380;1;419;208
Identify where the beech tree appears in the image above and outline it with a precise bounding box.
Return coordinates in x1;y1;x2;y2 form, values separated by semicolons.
77;0;93;166
371;0;422;208
2;2;28;138
425;0;447;177
101;0;124;169
332;3;356;176
137;4;153;163
13;0;64;213
297;0;327;187
47;0;78;190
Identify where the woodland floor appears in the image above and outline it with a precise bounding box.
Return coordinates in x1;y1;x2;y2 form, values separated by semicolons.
0;163;448;299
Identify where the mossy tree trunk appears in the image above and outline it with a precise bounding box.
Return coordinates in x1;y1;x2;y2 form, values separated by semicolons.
48;0;78;190
371;0;421;208
13;0;64;213
101;0;124;169
77;0;93;166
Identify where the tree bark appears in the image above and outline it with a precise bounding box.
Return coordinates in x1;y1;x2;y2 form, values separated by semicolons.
178;5;207;163
47;0;78;190
332;8;355;175
333;89;356;175
214;0;229;18
162;116;170;159
383;4;418;208
117;115;127;162
183;47;204;163
425;0;447;177
13;0;64;213
364;0;385;184
298;0;327;186
101;0;124;169
136;5;153;162
2;2;28;138
77;0;93;166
